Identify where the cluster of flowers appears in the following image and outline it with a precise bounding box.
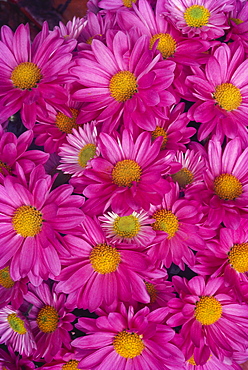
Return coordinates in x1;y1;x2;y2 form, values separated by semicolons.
1;0;248;369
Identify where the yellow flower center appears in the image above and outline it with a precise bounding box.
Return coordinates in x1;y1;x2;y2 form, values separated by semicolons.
37;305;59;333
149;33;176;59
113;330;144;358
12;205;43;238
152;210;179;239
55;109;79;134
62;360;80;370
7;313;27;334
0;267;14;289
78;143;97;168
112;159;141;187
151;126;168;150
172;168;194;188
145;281;157;304
228;243;248;273
184;5;210;28
0;161;12;175
187;355;197;365
113;215;140;238
214;83;242;111
214;173;242;201
11;62;42;90
90;243;121;274
109;71;138;102
195;296;222;325
230;17;244;25
122;0;137;8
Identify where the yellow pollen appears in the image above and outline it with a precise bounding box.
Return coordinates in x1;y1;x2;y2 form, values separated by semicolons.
214;83;242;111
0;267;14;289
172;167;194;188
109;71;138;102
184;5;210;28
214;173;242;201
112;159;141;187
55;109;79;134
62;360;80;370
145;281;157;304
230;17;244;25
78;143;96;168
194;296;222;325
122;0;137;7
113;330;144;358
113;215;140;238
0;161;12;175
90;243;121;274
149;33;176;59
11;62;42;90
37;305;59;333
86;34;102;44
152;209;179;239
12;205;43;238
228;243;248;273
187;355;197;365
151;126;168;150
7;313;27;335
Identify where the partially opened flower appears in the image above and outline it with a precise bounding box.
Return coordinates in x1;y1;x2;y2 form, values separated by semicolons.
72;304;185;370
167;276;248;364
0;266;28;309
0;166;85;285
0;305;36;356
24;282;76;362
162;0;233;40
0;23;76;128
71;129;172;216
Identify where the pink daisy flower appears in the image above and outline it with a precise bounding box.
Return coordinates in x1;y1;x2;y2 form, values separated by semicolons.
0;127;48;182
99;209;156;246
58;122;100;177
24;282;76;362
98;0;139;11
192;219;248;301
0;305;36;357
72;304;185;370
167;276;248;364
0;346;35;370
0;165;85;286
55;215;152;312
202;137;248;229
185;351;242;369
0;266;28;310
0;23;76;129
54;16;87;41
38;348;83;370
226;1;248;47
162;0;233;40
71;129;172;216
187;42;248;142
71;30;176;131
148;182;205;269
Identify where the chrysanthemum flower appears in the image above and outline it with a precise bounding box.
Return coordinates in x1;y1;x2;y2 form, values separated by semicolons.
72;304;185;370
202;137;248;229
0;23;76;128
167;276;248;364
0;166;85;285
38;348;83;370
98;0;138;11
187;42;248;142
0;127;48;182
148;182;205;269
71;129;172;216
0;266;28;309
99;209;156;246
226;1;248;47
54;16;86;41
185;351;242;369
0;346;35;370
0;305;36;356
55;215;152;312
58;122;100;177
162;0;233;40
71;30;176;131
24;282;76;362
34;99;84;154
192;219;248;301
